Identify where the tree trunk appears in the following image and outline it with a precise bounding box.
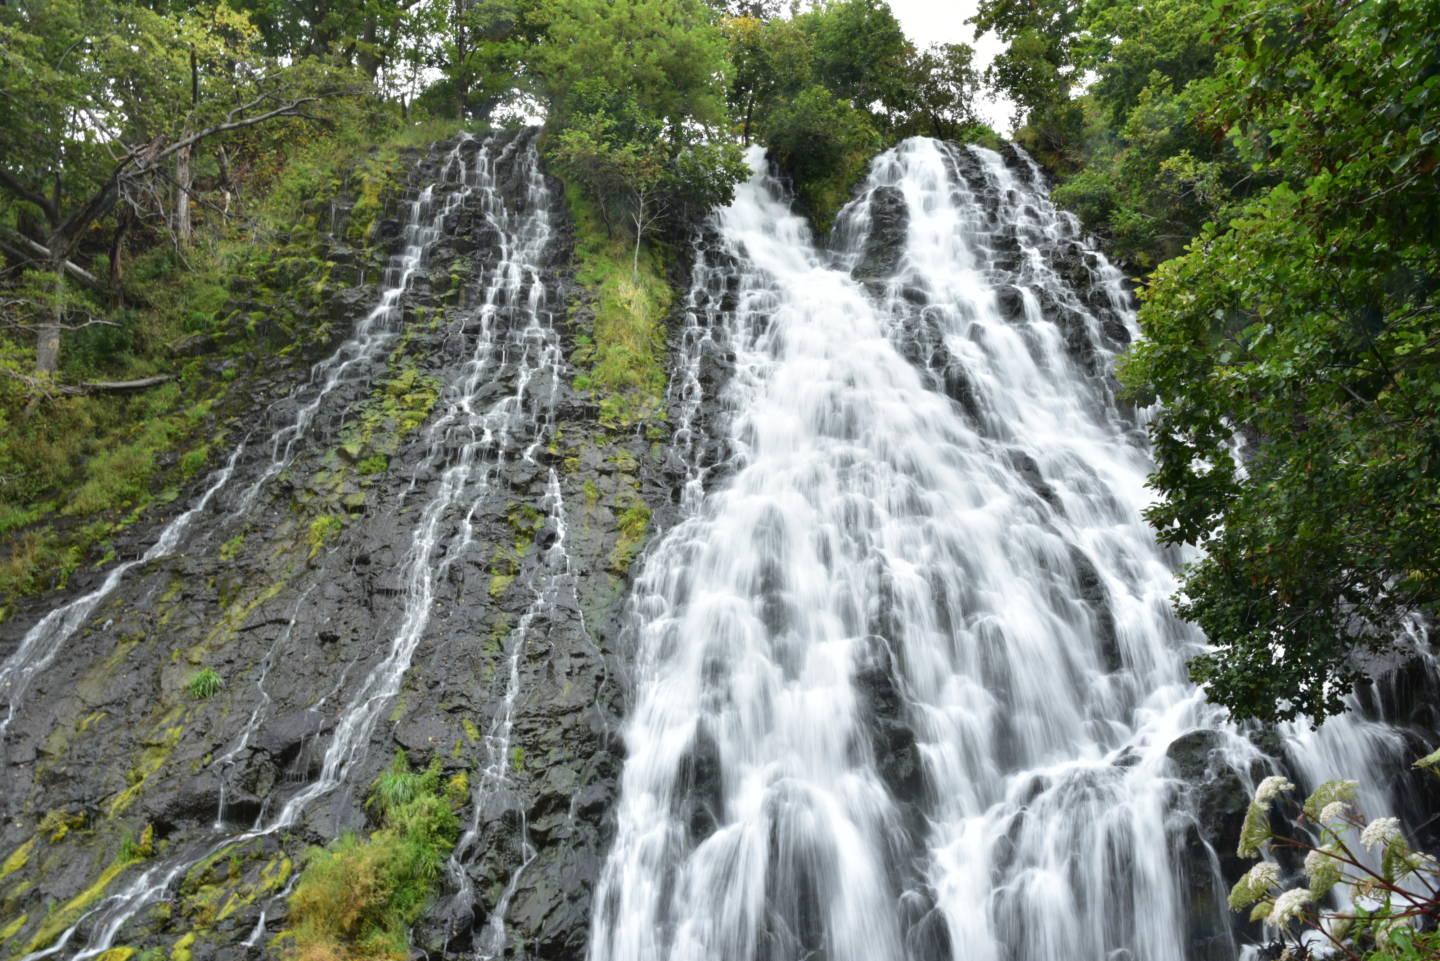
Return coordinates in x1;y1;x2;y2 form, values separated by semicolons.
175;144;193;244
36;250;64;375
108;207;131;308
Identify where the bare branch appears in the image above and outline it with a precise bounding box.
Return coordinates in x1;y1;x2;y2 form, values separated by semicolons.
0;226;105;291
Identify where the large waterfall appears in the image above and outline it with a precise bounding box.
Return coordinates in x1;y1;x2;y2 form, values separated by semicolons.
0;132;1429;961
587;141;1418;961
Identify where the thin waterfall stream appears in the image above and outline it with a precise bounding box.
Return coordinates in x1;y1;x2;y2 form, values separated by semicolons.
588;140;1422;961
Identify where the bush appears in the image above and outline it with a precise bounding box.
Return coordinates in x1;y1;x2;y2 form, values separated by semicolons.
286;753;460;961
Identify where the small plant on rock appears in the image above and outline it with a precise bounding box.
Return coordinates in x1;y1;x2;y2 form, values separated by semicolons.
186;668;223;700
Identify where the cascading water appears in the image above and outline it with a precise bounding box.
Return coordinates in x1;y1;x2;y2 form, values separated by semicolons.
589;139;1421;961
13;129;566;961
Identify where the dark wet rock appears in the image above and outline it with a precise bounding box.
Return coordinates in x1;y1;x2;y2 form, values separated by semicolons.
851;186;909;282
1168;730;1254;961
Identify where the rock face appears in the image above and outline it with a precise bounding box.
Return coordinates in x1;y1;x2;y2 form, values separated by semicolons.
0;129;661;961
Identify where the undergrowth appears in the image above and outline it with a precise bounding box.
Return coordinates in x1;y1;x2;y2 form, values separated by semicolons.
284;751;461;961
0;114;465;619
563;183;670;429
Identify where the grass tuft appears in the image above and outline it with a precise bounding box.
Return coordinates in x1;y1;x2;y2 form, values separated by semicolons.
186;668;223;700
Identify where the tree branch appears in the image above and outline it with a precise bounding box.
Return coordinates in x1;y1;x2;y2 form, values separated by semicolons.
0;226;105;291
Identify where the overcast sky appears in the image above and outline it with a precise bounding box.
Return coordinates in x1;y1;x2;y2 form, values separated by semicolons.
884;0;1014;133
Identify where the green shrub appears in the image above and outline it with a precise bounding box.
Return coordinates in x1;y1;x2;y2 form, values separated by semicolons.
286;752;460;961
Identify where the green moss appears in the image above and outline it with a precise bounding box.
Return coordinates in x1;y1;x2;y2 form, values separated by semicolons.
21;855;136;954
609;502;652;572
0;914;27;944
219;533;245;561
38;808;86;843
108;719;184;818
306;514;344;559
0;837;36;880
170;931;196;961
509;746;525;772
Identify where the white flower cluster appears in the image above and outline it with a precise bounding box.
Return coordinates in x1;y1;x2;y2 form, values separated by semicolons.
1303;845;1342;897
1266;887;1312;928
1254;775;1295;809
1247;860;1281;890
1360;816;1401;851
1317;801;1351;825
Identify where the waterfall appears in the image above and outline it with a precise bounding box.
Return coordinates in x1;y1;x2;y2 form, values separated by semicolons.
588;139;1416;961
14;129;565;961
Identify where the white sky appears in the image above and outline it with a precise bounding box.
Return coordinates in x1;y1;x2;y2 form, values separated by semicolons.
885;0;1014;133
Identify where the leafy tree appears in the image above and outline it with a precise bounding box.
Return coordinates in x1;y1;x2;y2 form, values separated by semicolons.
0;0;333;376
799;0;913;134
436;0;540;122
721;13;813;144
535;0;731;134
1122;0;1440;723
896;42;986;142
971;0;1084;163
537;0;745;246
761;83;880;229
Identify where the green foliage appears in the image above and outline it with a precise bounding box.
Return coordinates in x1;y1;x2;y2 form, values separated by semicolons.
186;668;223;700
286;752;460;961
564;185;671;428
800;0;912;132
367;751;423;815
762;85;881;231
356;454;389;476
1123;0;1440;723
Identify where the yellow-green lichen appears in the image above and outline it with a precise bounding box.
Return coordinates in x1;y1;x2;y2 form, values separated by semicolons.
0;838;36;880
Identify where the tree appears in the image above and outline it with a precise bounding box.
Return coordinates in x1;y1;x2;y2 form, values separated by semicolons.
0;0;328;375
537;0;745;245
971;0;1084;159
897;42;984;142
1121;0;1440;723
721;13;812;144
535;0;731;135
761;83;880;229
799;0;914;135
